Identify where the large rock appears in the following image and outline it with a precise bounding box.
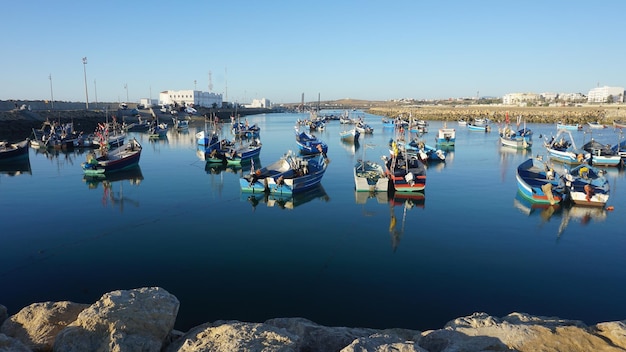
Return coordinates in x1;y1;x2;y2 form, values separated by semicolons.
0;305;6;327
420;312;626;352
340;332;426;352
265;317;393;351
0;333;31;352
0;301;88;352
53;287;179;352
164;320;300;352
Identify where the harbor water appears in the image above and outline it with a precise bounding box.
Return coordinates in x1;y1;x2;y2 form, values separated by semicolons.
1;111;625;331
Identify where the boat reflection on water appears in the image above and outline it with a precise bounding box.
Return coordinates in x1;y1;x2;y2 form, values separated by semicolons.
205;157;261;176
513;191;608;238
340;139;360;156
205;162;242;175
0;158;32;177
242;185;329;210
389;190;425;251
83;166;144;211
354;190;388;205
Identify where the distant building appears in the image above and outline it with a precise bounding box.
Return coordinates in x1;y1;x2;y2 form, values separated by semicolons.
557;92;586;102
139;98;158;108
541;92;558;101
587;86;624;103
245;98;271;108
502;93;541;105
159;90;223;108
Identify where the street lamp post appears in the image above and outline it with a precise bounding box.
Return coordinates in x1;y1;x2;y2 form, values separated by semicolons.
94;79;98;109
48;74;54;110
82;57;89;109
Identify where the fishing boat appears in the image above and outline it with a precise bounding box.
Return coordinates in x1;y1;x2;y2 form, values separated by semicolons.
354;144;388;192
587;121;607;129
81;138;142;175
381;118;395;128
563;164;610;207
295;129;328;155
516;157;567;205
409;119;428;134
355;120;374;134
382;141;427;193
556;122;582;131
240;151;328;195
611;139;626;159
544;129;589;164
0;139;30;162
405;139;445;163
354;159;388;192
339;128;360;143
205;138;262;165
435;125;456;146
172;116;190;131
232;120;261;137
581;139;622;167
148;122;168;138
499;126;533;149
468;123;491;132
612;120;626;129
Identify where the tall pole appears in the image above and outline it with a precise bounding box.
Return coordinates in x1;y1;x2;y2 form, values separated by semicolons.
48;74;54;110
124;83;128;102
82;57;89;109
94;79;98;109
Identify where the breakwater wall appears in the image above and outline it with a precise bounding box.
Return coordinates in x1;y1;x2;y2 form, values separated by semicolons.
368;105;626;125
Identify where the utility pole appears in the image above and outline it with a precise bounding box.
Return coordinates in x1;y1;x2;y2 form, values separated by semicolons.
48;74;54;110
82;57;89;109
94;79;98;109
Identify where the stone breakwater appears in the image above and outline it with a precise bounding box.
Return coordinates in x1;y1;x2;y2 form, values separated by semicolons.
368;105;626;125
1;287;625;352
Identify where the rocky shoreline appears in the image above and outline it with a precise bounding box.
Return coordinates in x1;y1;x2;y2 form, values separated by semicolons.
1;287;625;352
368;105;625;125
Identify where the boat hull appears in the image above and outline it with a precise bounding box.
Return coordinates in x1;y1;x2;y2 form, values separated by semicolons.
515;158;564;204
354;160;388;192
0;140;30;162
81;139;142;175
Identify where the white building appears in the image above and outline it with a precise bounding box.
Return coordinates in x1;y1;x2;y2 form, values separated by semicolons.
139;98;158;108
587;86;624;103
159;90;223;108
502;92;541;105
245;98;271;108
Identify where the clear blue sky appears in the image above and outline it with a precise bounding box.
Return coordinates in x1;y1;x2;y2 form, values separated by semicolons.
2;0;624;104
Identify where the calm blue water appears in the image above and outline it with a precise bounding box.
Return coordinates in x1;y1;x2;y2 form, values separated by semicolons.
1;111;625;331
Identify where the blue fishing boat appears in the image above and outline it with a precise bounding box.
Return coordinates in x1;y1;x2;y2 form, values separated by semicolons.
339;128;360;143
81;138;142;176
405;139;445;162
435;126;456;146
295;129;328;155
564;163;610;207
240;151;328;195
516;158;567;205
206;138;262;165
468;123;491;132
544;129;589;164
581;139;622;167
499;126;533;149
556;122;582;131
